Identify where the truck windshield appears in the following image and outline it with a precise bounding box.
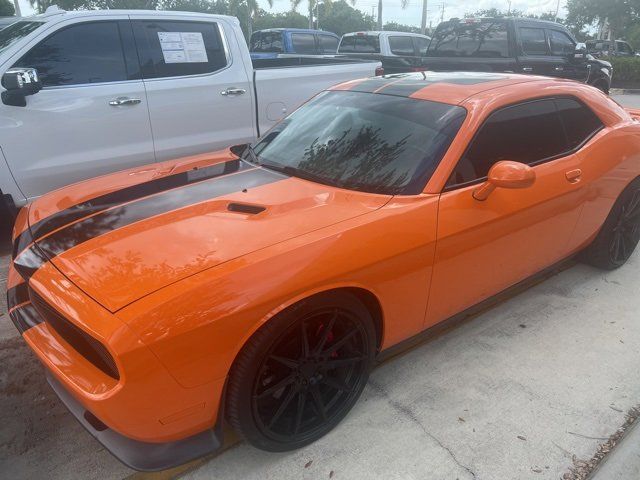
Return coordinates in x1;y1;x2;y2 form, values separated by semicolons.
428;20;509;58
0;21;43;55
252;91;466;195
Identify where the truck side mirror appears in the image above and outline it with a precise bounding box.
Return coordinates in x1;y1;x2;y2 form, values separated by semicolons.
574;43;587;59
2;68;42;107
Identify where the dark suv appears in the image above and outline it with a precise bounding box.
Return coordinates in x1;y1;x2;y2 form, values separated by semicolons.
425;18;612;93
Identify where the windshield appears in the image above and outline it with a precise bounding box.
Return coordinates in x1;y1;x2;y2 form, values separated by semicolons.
252;91;466;195
0;21;43;55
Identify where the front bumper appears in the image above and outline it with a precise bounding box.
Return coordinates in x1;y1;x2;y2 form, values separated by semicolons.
47;372;222;471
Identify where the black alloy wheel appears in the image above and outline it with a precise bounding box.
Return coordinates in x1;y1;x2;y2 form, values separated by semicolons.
581;177;640;269
226;292;375;451
609;188;640;266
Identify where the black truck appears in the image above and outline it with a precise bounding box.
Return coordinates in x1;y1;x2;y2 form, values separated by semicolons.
343;18;613;93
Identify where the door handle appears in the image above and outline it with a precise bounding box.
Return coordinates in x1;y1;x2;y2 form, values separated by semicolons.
109;97;141;106
522;66;533;72
554;66;565;72
565;169;582;183
220;87;246;96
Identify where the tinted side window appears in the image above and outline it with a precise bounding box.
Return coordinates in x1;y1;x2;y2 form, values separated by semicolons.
389;36;414;56
555;98;603;150
617;41;633;54
318;34;338;53
337;36;355;52
448;100;567;186
132;20;227;79
291;33;316;54
520;27;548;55
414;36;430;55
15;21;129;87
548;30;575;56
428;21;509;58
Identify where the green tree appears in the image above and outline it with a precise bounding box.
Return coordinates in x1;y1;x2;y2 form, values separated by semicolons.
566;0;640;41
0;0;15;15
316;0;373;35
383;21;419;33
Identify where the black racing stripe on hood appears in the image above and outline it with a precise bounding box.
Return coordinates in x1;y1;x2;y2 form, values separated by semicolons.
12;159;249;260
7;282;29;311
37;167;285;260
9;303;43;335
13;243;49;281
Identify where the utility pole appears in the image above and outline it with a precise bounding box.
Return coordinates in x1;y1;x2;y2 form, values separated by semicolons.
507;0;512;16
377;0;383;30
439;3;445;24
554;0;560;22
13;0;21;16
421;0;428;35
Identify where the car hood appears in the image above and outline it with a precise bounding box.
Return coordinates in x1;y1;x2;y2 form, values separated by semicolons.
27;155;390;312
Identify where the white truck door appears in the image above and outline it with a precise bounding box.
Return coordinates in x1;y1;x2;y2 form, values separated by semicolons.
0;16;154;199
129;15;255;162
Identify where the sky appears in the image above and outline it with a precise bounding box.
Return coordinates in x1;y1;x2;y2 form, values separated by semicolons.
13;0;569;28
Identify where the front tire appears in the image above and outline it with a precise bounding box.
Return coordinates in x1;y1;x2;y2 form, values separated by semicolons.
580;178;640;270
226;292;375;452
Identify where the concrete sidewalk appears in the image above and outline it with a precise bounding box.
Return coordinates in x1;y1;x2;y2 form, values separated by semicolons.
179;256;640;480
591;421;640;480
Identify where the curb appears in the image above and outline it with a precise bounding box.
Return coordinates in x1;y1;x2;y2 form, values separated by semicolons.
610;88;640;95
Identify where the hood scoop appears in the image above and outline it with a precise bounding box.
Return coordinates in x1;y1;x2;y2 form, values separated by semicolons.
227;202;266;215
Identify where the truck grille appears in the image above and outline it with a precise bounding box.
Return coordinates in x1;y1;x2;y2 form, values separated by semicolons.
29;288;120;380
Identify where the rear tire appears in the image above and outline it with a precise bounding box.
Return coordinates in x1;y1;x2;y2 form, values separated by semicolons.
580;177;640;270
226;291;375;452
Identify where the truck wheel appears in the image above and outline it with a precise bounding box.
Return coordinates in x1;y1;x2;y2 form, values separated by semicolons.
0;196;13;241
226;291;375;452
580;178;640;270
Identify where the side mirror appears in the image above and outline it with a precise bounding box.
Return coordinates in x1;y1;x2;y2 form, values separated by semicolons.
2;68;42;107
473;161;536;201
574;43;587;59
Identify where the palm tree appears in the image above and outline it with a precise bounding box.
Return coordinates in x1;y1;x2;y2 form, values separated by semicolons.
377;0;409;30
296;0;356;29
247;0;274;37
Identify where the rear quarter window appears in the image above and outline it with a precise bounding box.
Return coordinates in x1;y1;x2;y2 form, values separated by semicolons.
291;33;316;54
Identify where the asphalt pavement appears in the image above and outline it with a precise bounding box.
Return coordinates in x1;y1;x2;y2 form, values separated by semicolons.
0;94;639;480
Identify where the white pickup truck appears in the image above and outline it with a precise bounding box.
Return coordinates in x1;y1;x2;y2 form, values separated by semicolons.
0;7;380;218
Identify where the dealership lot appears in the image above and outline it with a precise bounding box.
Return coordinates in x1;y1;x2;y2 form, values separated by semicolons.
1;95;639;480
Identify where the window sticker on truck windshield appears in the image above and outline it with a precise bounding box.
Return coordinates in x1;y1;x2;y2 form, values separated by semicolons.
158;31;209;63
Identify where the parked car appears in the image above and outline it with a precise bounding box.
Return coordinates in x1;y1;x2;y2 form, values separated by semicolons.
249;28;340;59
338;31;431;74
0;8;380;220
425;18;614;93
0;16;19;29
9;72;640;471
586;39;638;57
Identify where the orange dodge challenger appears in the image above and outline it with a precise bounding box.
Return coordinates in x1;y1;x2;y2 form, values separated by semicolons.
7;72;640;470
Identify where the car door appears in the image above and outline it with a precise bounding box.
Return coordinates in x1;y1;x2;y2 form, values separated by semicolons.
546;29;589;82
130;15;255;163
517;25;556;76
425;98;585;327
0;16;154;199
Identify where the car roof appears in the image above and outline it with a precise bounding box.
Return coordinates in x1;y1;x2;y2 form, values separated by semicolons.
342;31;430;39
330;71;557;105
27;7;238;23
252;28;338;36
